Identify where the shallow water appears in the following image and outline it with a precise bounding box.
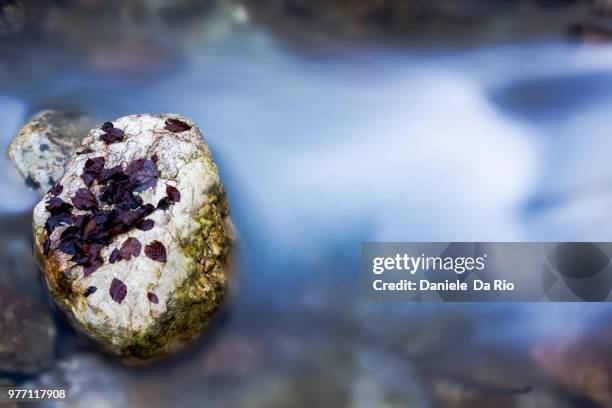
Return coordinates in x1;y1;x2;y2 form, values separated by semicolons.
2;2;612;406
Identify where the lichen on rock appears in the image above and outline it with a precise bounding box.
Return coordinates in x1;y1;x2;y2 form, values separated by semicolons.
33;113;232;360
8;110;92;193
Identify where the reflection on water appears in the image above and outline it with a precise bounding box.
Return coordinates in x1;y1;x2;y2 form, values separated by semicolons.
2;1;612;406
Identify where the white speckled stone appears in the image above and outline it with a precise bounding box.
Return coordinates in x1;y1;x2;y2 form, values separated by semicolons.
33;114;232;359
8;110;92;193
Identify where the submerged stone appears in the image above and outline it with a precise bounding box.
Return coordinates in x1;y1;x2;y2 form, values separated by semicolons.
28;354;130;407
33;113;233;360
8;110;92;194
0;0;25;35
0;285;56;373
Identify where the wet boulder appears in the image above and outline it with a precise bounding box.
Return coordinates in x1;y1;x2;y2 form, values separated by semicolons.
532;327;612;407
8;110;92;194
0;0;25;35
0;284;56;374
0;379;18;408
33;114;232;360
28;353;130;407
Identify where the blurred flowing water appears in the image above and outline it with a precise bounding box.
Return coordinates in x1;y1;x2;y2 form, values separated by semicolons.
2;1;612;406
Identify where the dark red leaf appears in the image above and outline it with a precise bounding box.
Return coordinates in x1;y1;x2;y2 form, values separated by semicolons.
110;127;124;138
84;157;105;172
83;217;97;236
109;278;127;304
136;219;154;231
117;209;143;228
43;238;51;255
138;204;156;217
147;292;158;304
71;254;89;266
45;212;74;233
56;236;82;255
145;240;167;262
166;185;181;203
98;165;125;183
164;118;192;133
82;157;105;187
157;197;173;211
73;214;89;229
83;286;97;297
60;226;80;240
120;237;141;261
101;122;114;133
72;188;98;210
83;257;103;276
109;248;122;263
99;181;125;204
83;243;103;259
93;210;111;225
125;159;159;192
81;172;96;188
100;127;124;144
49;183;63;196
46;197;73;213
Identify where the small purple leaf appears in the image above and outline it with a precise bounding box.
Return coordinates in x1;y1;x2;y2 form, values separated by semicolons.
125;159;159;192
164;118;192;133
43;238;51;255
136;219;155;231
101;122;114;133
110;278;127;304
166;185;181;203
83;257;103;276
83;286;97;297
145;241;167;263
49;183;63;196
72;188;98;210
120;237;142;261
157;197;173;211
109;248;122;264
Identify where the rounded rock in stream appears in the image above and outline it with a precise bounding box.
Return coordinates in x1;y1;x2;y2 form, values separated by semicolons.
0;0;25;35
8;110;92;194
33;114;232;360
0;284;56;374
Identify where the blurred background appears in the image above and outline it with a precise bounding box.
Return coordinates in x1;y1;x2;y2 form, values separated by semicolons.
2;0;612;406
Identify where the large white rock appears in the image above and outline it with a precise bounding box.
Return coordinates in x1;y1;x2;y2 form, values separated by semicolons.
33;114;232;359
